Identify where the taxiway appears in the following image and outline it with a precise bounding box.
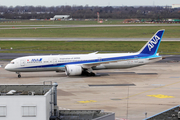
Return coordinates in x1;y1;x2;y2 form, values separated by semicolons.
0;57;180;120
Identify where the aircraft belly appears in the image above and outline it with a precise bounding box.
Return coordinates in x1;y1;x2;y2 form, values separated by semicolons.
104;62;130;69
15;66;59;72
36;66;60;71
16;68;37;72
93;61;129;70
93;60;147;70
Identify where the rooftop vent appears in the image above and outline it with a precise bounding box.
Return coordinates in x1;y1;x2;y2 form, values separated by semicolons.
6;90;16;95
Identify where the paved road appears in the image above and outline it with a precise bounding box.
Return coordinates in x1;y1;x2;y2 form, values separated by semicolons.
0;24;180;29
0;37;179;41
1;24;180;27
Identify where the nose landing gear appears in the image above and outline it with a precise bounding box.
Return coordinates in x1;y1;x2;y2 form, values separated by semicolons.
18;74;21;78
16;72;21;78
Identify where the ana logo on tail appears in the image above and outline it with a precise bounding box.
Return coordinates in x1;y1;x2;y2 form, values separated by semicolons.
148;35;160;51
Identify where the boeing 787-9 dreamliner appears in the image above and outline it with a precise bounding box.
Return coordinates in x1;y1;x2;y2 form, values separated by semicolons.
5;29;165;78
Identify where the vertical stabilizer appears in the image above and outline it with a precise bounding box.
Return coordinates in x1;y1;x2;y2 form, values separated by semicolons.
139;29;165;55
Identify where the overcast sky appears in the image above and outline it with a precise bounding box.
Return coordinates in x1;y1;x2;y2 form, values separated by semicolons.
0;0;179;7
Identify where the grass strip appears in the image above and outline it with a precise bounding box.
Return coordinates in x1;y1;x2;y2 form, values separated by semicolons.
0;41;180;55
0;26;180;38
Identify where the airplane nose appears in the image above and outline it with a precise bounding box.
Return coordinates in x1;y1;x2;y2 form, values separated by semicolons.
5;64;14;72
5;64;10;71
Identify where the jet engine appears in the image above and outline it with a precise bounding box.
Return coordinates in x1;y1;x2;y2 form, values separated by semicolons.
65;65;82;76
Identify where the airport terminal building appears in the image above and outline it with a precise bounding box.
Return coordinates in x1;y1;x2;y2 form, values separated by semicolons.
0;84;115;120
0;85;53;120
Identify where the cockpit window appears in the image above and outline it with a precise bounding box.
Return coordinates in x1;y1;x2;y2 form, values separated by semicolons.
10;61;15;64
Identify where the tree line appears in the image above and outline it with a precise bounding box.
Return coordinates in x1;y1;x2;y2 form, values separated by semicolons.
0;5;180;20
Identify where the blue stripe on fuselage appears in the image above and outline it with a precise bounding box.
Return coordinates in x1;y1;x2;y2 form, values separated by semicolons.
17;53;159;69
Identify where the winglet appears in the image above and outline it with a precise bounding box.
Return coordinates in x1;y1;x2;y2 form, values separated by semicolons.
139;29;165;55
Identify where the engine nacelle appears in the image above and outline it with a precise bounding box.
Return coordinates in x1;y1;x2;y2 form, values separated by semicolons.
65;65;82;76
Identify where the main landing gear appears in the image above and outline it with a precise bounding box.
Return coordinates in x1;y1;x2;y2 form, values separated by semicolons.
16;72;21;78
82;69;96;76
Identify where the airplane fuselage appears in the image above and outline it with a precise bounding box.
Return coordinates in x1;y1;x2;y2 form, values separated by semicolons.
5;53;162;72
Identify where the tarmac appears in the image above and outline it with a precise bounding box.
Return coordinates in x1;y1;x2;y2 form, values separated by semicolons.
0;55;180;120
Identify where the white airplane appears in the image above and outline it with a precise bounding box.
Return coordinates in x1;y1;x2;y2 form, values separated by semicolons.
5;29;165;78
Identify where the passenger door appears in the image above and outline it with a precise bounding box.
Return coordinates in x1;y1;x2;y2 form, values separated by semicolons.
20;60;25;66
53;59;57;65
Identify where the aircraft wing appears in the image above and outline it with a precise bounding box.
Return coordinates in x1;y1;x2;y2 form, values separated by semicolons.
81;62;109;68
80;59;127;69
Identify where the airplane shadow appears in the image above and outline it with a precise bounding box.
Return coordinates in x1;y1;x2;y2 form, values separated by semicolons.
12;74;67;78
11;72;158;79
96;72;157;76
67;72;158;78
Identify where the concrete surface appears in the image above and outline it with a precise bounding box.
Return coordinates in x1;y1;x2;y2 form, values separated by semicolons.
0;59;180;120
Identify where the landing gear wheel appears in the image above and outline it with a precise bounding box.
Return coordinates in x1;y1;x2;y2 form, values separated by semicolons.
18;74;21;78
90;72;96;76
82;71;96;76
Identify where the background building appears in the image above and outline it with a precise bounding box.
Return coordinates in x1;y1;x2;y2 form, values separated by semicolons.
50;15;70;20
172;4;180;8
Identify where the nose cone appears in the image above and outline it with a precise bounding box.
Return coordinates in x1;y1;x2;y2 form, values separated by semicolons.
5;64;10;71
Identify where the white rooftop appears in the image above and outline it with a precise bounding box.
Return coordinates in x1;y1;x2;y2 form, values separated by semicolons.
0;85;52;96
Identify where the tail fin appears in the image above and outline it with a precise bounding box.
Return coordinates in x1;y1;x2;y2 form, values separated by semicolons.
139;29;165;55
